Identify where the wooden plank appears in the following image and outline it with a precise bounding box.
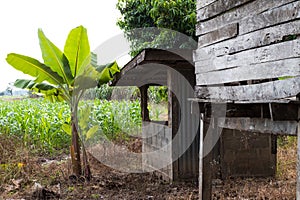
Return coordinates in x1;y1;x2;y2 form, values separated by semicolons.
218;117;298;135
196;0;218;10
196;58;300;85
195;38;300;73
198;0;253;22
195;76;300;101
198;23;238;48
196;0;297;36
240;1;300;35
194;20;300;61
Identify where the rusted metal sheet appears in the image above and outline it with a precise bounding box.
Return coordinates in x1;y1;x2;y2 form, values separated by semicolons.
168;66;200;181
142;121;172;180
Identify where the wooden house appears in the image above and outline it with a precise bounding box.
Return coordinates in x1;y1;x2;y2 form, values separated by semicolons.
192;0;300;199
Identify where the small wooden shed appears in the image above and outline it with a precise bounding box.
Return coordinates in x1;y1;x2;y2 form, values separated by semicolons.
111;49;200;181
193;0;300;199
111;48;277;183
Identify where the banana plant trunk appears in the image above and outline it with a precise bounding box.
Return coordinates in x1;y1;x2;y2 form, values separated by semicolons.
70;112;82;177
70;99;91;180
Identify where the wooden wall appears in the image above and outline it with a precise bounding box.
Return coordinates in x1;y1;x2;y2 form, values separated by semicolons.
220;129;276;178
194;0;300;101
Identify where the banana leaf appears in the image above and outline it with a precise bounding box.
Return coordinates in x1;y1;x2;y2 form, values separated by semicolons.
64;25;90;77
6;54;64;85
38;29;73;85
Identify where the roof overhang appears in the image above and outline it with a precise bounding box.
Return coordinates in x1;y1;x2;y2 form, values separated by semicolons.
110;49;194;87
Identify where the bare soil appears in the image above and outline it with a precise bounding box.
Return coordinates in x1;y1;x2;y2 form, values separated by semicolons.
0;134;296;200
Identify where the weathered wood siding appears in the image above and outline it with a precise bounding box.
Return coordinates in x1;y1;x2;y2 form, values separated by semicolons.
194;0;300;101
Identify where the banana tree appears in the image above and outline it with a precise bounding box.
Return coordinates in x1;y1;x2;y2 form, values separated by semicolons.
6;25;119;180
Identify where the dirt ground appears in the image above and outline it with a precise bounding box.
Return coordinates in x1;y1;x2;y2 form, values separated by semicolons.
0;134;297;200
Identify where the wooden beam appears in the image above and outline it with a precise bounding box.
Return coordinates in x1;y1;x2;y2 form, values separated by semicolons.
195;38;300;73
196;58;300;85
198;23;238;48
139;85;150;121
196;0;297;35
197;0;253;22
195;76;300;101
194;20;300;60
218;117;298;135
239;1;300;35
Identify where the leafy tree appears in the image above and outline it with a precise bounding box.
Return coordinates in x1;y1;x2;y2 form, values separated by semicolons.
117;0;197;56
6;26;119;180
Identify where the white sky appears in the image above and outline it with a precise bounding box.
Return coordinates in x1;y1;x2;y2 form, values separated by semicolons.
0;0;123;91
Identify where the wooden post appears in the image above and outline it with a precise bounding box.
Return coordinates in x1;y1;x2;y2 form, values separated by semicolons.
297;94;300;199
199;113;204;199
201;109;212;200
139;85;150;122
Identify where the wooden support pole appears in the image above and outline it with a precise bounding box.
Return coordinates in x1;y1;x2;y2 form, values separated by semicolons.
139;85;150;122
199;113;204;200
297;94;300;199
200;109;212;200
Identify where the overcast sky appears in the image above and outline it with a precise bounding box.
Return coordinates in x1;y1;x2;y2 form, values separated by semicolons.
0;0;122;91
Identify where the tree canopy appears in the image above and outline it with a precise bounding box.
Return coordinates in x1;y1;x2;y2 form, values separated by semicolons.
116;0;197;56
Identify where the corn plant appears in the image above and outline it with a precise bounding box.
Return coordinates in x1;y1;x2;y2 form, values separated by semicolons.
0;99;70;154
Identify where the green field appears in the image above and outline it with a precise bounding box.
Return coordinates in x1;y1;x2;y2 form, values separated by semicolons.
0;97;168;155
0;98;145;155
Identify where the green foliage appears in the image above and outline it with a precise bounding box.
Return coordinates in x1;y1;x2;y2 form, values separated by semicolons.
6;25;119;103
6;25;120;177
79;99;142;142
277;136;297;148
116;0;197;56
0;99;143;154
148;86;168;103
0;99;70;155
96;84;113;100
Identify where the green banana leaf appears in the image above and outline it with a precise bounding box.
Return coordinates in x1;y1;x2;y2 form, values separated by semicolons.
97;61;120;85
14;79;55;91
38;29;73;85
14;79;66;102
64;25;90;77
6;53;64;85
85;125;99;140
62;123;72;135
